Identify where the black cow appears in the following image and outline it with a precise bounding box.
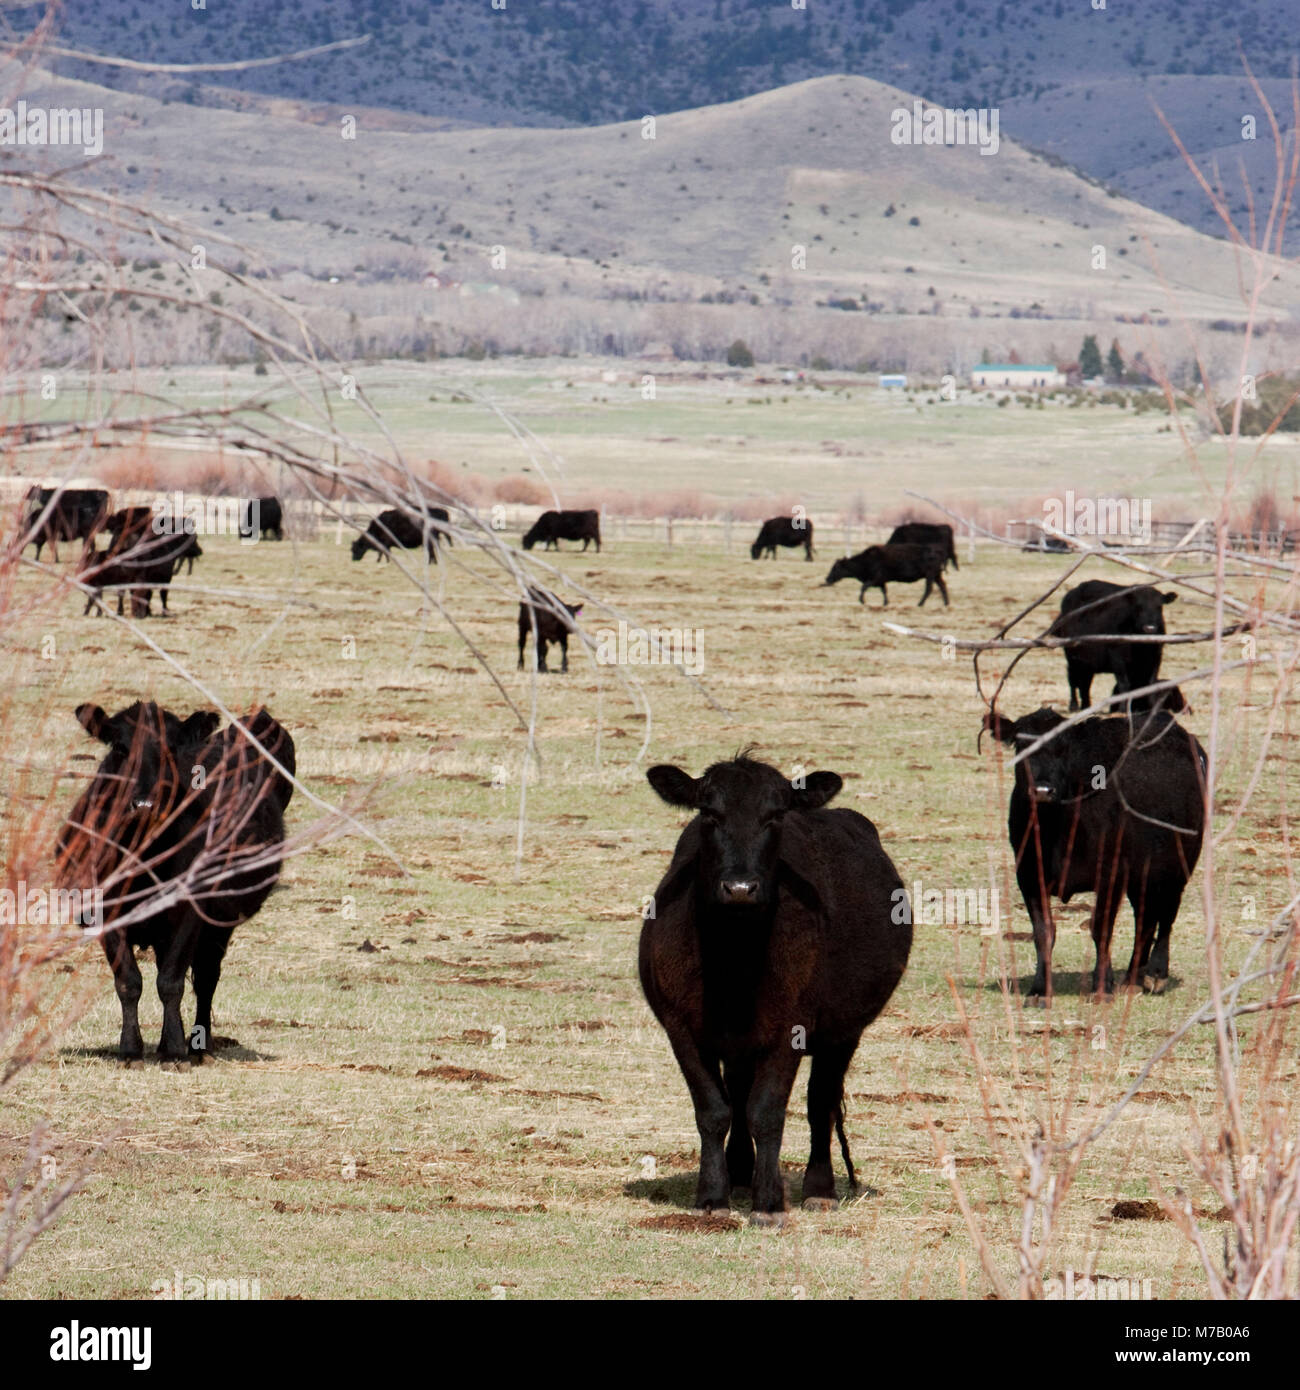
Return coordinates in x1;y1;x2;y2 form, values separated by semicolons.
983;707;1205;1000
517;588;583;673
22;486;109;561
751;516;815;560
106;508;202;576
1051;580;1183;712
239;496;284;541
824;543;949;607
887;521;958;570
522;508;601;553
56;701;294;1060
77;528;195;617
641;755;912;1223
350;508;444;562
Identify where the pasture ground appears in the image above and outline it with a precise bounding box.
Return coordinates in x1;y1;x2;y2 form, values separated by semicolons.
2;508;1295;1299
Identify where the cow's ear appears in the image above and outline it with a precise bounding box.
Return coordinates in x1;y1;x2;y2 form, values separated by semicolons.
981;710;1017;747
792;771;841;810
182;710;221;744
75;703;109;741
570;604;583;617
647;764;699;808
1161;591;1178;605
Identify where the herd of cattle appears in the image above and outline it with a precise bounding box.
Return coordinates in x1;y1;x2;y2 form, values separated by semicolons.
16;485;1211;1220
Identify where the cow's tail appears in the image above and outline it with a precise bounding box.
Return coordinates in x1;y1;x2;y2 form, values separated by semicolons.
835;1084;858;1191
950;537;960;571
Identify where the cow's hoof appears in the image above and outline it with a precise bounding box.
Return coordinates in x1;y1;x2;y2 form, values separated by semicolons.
124;1058;147;1070
692;1202;729;1215
748;1211;789;1229
160;1060;191;1073
801;1197;838;1212
1026;994;1049;1010
1143;974;1166;995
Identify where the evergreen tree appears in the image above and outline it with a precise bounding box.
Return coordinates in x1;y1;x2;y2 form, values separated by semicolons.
1079;334;1103;378
1106;339;1125;381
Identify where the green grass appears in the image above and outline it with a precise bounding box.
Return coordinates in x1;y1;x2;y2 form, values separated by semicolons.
2;512;1295;1300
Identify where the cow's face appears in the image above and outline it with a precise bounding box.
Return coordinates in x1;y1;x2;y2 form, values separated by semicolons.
751;540;764;559
982;707;1071;799
647;758;842;908
825;558;852;586
74;702;220;813
350;535;366;561
1134;587;1177;634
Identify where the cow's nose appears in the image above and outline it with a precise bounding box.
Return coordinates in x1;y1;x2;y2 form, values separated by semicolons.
720;879;760;905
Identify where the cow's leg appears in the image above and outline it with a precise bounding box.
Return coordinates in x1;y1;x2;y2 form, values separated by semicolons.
936;574;949;606
803;1040;857;1208
747;1045;803;1221
517;630;528;670
723;1058;755;1189
189;928;233;1058
1067;660;1090;712
104;931;144;1061
919;577;932;606
1141;889;1181;994
879;584;888;607
155;909;203;1061
663;1025;731;1211
1089;867;1126;997
1016;857;1056;1002
804;539;813;560
536;639;549;674
558;633;569;673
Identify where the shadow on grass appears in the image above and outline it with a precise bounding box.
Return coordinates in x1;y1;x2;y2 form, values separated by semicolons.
59;1037;278;1065
623;1168;870;1212
984;972;1182;1001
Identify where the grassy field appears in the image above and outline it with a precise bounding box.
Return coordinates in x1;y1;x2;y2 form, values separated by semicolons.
13;359;1300;519
2;494;1296;1299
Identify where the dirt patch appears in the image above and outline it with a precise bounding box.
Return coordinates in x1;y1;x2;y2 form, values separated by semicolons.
503;1087;603;1102
637;1212;741;1232
1111;1199;1167;1221
851;1091;949;1104
491;931;568;944
417;1065;507;1084
900;1023;966;1039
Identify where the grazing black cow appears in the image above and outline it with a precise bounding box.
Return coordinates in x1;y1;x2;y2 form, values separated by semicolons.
522;508;601;553
105;505;154;548
56;701;294;1061
1051;580;1183;712
983;707;1205;1000
77;527;196;617
517;588;583;673
350;508;443;562
640;755;912;1223
22;486;109;561
751;516;815;560
239;496;284;541
887;521;958;571
824;543;949;607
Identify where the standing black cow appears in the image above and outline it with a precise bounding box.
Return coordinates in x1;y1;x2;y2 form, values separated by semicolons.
56;701;295;1060
350;508;444;562
240;496;285;541
983;707;1205;1000
522;509;601;552
824;543;949;607
1051;580;1182;712
22;486;109;561
517;588;583;673
887;522;958;571
640;755;912;1222
77;525;197;617
751;516;815;560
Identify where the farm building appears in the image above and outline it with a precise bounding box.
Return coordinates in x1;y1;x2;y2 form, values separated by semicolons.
879;374;908;388
971;363;1065;389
